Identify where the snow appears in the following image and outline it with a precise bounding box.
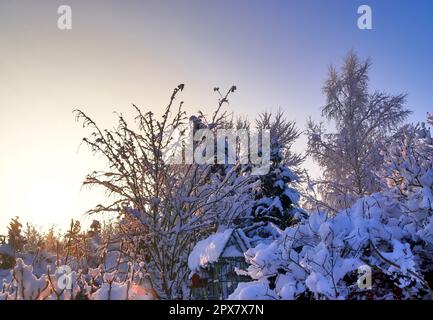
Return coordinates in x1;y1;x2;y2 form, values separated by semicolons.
91;282;128;300
230;177;433;300
229;281;277;300
221;245;243;258
0;244;14;256
236;228;251;248
0;256;156;300
284;187;300;203
10;258;48;300
188;229;233;271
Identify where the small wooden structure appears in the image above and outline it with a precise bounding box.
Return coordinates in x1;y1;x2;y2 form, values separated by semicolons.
190;229;251;300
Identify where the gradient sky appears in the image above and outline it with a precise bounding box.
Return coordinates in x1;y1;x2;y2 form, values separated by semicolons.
0;0;432;233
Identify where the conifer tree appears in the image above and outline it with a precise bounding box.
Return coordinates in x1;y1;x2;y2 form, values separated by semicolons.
7;217;26;253
242;112;306;241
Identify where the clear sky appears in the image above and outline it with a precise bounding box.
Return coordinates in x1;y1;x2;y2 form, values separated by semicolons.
0;0;432;233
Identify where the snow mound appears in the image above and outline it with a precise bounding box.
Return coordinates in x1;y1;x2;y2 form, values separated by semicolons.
188;229;233;271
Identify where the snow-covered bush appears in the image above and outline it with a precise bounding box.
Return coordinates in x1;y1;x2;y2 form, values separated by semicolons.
378;119;433;288
1;257;155;300
380;121;433;216
8;258;49;300
230;193;433;300
230;118;433;300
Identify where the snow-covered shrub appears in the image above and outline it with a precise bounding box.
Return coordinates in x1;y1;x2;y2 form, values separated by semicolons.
380;121;433;217
230;193;433;300
378;119;433;289
7;258;49;300
88;268;154;300
231;117;433;300
44;266;81;300
1;250;155;300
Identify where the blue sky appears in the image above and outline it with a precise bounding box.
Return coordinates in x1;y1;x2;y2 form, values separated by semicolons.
0;0;432;231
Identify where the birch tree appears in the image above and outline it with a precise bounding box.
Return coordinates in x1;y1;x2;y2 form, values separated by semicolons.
306;51;411;212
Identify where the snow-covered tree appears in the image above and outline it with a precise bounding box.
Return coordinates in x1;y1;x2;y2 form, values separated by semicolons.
306;51;411;212
75;85;254;299
240;112;306;243
9;258;49;300
257;111;304;174
88;220;101;238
